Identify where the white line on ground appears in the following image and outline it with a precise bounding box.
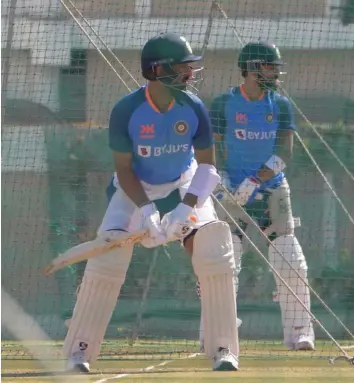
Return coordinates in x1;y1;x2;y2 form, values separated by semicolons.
94;353;200;383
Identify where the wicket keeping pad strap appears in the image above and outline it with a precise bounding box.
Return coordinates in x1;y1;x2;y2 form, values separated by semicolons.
264;154;286;175
187;164;221;208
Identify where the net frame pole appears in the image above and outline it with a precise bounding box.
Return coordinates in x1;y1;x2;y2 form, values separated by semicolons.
1;0;17;121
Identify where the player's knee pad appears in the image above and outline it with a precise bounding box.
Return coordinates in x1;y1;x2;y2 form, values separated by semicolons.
195;234;242;299
63;231;134;363
191;220;235;277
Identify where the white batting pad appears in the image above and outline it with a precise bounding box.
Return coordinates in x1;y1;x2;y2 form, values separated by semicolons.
268;235;313;347
63;235;133;363
199;234;243;348
192;221;239;360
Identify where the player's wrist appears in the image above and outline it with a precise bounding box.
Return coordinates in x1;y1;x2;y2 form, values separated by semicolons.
176;202;194;217
138;201;153;209
138;202;157;217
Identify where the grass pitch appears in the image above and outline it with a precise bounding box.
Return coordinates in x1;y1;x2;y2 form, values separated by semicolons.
2;339;353;382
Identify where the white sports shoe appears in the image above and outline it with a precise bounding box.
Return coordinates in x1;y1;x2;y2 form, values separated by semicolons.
293;334;315;351
66;350;90;373
212;347;239;371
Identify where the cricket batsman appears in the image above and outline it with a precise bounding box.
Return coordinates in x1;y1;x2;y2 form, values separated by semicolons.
64;33;239;372
199;41;315;352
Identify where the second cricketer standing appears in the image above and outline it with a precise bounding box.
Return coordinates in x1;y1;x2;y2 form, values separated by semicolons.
199;41;315;352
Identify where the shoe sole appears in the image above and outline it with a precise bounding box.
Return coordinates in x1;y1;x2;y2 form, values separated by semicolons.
213;361;238;371
67;364;90;374
295;341;315;351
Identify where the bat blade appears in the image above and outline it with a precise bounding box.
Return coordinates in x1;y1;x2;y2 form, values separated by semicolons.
43;230;147;275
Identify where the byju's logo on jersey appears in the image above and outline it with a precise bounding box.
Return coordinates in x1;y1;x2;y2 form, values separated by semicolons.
137;144;189;157
234;129;276;140
154;144;189;156
138;145;152;157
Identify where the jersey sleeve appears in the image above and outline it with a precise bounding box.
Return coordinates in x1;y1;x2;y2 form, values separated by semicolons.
192;100;214;150
109;99;134;153
210;93;229;135
276;95;296;131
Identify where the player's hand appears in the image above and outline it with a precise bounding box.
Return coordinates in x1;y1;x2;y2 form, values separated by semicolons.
161;203;197;242
129;202;167;248
233;177;261;206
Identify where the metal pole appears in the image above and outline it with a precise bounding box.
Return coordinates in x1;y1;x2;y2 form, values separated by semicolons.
195;0;216;95
1;0;18;122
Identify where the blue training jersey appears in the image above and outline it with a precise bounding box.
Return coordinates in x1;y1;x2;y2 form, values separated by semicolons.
109;86;213;185
210;85;295;190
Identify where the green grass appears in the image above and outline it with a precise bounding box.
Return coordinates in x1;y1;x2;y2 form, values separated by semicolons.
2;339;353;382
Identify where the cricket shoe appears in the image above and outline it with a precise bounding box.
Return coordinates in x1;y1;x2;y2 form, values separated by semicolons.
212;347;239;371
66;350;90;373
293;333;315;351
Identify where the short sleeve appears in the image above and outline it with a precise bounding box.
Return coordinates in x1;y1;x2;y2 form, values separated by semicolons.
109;99;134;153
191;100;214;150
276;95;296;131
210;93;229;135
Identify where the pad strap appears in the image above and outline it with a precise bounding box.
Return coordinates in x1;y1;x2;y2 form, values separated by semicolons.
265;154;286;175
187;164;221;208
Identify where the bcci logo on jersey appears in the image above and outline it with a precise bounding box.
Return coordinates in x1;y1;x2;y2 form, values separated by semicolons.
266;113;273;123
174;121;189;135
234;129;276;140
138;144;189;157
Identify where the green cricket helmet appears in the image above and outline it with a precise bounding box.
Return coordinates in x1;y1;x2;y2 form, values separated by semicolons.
141;33;202;71
141;32;202;90
238;41;285;90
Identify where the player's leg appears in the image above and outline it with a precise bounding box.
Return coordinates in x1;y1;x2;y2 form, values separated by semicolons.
190;221;239;370
181;195;239;370
195;186;244;354
267;179;314;350
197;233;242;354
64;184;136;372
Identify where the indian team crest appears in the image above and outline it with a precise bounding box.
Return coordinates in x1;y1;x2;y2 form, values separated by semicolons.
266;113;273;123
174;120;189;135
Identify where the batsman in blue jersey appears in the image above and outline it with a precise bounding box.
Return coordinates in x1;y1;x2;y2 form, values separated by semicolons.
199;42;314;352
63;33;239;373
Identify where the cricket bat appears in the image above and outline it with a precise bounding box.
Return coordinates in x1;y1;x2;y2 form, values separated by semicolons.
43;230;147;276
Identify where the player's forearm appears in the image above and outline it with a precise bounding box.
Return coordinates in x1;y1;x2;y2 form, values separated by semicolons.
257;131;293;182
183;147;220;208
118;169;150;207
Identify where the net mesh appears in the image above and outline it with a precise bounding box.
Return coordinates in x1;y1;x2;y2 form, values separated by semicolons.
2;0;354;362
